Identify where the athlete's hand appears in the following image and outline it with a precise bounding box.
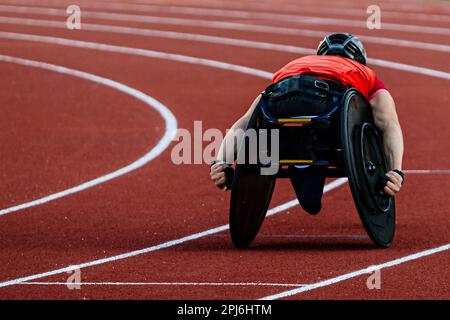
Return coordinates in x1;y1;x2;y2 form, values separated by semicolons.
383;170;404;196
210;162;227;188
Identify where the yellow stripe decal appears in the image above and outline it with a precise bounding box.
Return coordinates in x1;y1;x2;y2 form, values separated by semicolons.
279;160;314;164
277;118;312;123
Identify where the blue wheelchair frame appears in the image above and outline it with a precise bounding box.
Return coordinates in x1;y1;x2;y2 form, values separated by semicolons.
256;90;350;178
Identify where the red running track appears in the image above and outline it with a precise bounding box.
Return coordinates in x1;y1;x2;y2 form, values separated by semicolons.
0;0;449;299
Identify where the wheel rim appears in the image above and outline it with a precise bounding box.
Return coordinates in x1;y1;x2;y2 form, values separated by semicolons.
340;89;395;247
360;123;391;213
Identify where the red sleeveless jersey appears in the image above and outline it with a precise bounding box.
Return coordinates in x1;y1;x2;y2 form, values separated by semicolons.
272;55;385;100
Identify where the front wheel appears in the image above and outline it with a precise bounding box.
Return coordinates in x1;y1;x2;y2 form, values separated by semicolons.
229;106;276;248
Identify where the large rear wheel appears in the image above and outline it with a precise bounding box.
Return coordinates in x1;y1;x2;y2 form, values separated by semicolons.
340;90;396;248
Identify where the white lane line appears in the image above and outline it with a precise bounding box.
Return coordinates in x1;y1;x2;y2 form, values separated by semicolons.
0;31;271;79
0;178;348;288
360;35;450;53
58;1;450;23
5;0;450;18
369;58;450;80
1;7;450;54
0;4;449;35
0;17;315;54
260;243;450;300
404;169;450;174
1;16;450;54
0;6;330;39
0;54;177;217
106;0;450;17
5;0;450;22
1;31;449;83
19;281;308;287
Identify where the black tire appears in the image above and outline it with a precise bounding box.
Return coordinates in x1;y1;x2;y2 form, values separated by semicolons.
340;90;396;248
229;106;276;248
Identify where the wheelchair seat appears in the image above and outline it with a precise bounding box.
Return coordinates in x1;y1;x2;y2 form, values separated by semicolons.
262;74;348;118
258;75;349;177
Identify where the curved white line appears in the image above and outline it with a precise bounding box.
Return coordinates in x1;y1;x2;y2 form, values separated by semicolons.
0;54;178;216
0;31;273;79
1;16;450;54
0;32;277;217
0;17;313;55
0;31;449;82
0;4;449;35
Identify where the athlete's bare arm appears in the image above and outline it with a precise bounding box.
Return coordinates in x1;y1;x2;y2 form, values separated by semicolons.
369;89;404;196
210;95;261;188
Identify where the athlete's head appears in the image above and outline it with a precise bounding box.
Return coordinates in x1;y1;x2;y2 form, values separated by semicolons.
317;33;367;65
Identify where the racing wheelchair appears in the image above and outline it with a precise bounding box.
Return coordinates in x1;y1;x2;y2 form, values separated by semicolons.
229;75;395;249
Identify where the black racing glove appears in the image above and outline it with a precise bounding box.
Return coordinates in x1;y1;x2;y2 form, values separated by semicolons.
393;169;405;184
375;169;405;196
211;160;235;191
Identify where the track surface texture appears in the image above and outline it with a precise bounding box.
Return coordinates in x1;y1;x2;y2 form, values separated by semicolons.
0;0;449;300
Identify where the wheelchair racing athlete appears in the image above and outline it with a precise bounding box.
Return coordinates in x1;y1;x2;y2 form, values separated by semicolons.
210;33;404;215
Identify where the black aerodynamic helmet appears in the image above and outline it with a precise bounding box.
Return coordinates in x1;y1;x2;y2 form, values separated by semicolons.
317;33;367;65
